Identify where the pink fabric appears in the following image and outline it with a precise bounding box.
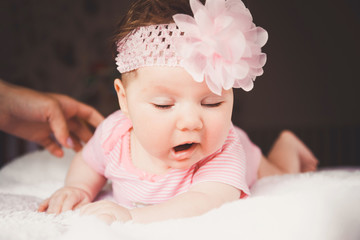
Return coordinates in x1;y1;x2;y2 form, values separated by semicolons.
173;0;268;95
82;111;261;208
115;0;268;95
115;24;183;74
235;127;262;187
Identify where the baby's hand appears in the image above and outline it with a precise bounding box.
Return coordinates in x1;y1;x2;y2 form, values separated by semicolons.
38;186;91;214
80;200;132;224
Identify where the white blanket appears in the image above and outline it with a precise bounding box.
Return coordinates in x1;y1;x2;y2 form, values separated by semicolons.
0;150;359;240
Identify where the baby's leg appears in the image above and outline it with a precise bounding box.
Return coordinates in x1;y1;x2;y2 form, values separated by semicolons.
258;130;318;179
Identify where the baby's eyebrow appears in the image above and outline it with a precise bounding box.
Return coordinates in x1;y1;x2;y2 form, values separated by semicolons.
203;95;224;100
141;85;178;95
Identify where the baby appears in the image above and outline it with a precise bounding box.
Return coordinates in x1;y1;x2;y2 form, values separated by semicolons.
38;0;318;224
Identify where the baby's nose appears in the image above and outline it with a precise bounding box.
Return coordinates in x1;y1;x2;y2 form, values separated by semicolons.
176;110;203;131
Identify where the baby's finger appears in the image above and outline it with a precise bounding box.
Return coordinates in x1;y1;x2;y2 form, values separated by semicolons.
46;194;67;214
79;202;104;216
79;203;114;224
37;198;50;212
73;198;91;210
96;213;116;225
61;194;81;212
79;202;93;215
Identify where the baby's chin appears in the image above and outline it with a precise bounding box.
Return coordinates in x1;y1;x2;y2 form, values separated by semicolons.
167;161;198;171
169;153;208;170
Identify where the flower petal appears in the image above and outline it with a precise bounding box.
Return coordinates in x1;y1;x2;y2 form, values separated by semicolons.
234;77;254;91
255;27;268;47
250;67;264;77
205;74;223;96
205;0;226;17
242;79;254;91
214;15;233;32
225;61;249;79
194;8;214;34
222;71;235;90
197;41;215;57
190;0;206;16
226;31;246;61
226;0;247;10
175;0;267;94
246;53;267;69
245;27;268;47
182;53;207;83
176;41;195;58
173;14;200;38
226;0;251;19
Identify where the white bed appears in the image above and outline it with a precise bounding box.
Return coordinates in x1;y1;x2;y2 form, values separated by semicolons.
1;149;359;240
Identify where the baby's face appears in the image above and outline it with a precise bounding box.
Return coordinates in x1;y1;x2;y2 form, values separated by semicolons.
116;66;234;171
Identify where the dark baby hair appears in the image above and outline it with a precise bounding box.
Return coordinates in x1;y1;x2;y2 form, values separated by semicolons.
113;0;205;46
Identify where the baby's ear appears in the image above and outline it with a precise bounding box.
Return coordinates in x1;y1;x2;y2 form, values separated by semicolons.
114;79;129;116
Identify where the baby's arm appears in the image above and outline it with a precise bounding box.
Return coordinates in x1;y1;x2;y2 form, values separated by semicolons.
38;150;106;213
80;181;240;223
131;181;240;223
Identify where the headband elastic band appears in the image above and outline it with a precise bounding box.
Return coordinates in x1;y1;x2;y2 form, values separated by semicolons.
116;0;268;95
116;24;184;74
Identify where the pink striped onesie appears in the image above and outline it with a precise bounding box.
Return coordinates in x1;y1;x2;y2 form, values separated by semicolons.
82;110;261;209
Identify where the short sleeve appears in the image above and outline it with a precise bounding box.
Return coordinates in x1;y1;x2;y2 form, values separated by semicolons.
82;120;107;175
192;127;250;197
82;110;133;176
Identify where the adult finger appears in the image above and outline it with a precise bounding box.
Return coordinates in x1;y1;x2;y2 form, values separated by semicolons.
49;93;104;128
74;102;104;128
68;134;83;152
45;99;72;148
67;118;93;144
39;137;64;158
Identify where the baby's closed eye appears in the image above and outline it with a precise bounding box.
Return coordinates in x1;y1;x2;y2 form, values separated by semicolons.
201;96;225;108
151;96;174;109
201;102;223;107
153;103;173;109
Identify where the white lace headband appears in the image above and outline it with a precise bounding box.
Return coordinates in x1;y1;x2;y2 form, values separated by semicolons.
116;0;268;95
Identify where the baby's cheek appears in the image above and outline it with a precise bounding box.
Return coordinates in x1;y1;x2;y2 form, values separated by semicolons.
136;122;172;153
206;122;230;151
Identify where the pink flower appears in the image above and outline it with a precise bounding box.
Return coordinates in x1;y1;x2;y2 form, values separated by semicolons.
173;0;268;95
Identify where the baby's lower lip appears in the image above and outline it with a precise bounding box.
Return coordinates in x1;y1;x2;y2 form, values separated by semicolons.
171;143;197;160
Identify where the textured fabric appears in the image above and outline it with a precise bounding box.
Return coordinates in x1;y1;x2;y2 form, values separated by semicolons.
116;24;183;74
115;0;268;95
82;110;261;208
2;151;360;240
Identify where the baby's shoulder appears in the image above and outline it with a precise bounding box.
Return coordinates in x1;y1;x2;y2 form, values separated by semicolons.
229;124;254;141
98;110;132;153
223;124;245;145
221;124;255;153
103;110;130;126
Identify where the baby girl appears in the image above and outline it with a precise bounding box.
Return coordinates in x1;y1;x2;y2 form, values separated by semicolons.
38;0;318;224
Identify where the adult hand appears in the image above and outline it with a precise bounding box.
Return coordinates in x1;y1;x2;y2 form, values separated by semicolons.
0;80;104;157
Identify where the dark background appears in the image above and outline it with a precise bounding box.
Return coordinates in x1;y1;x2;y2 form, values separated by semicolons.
1;0;359;167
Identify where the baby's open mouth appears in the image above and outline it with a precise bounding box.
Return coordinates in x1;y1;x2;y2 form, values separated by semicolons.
173;143;195;152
